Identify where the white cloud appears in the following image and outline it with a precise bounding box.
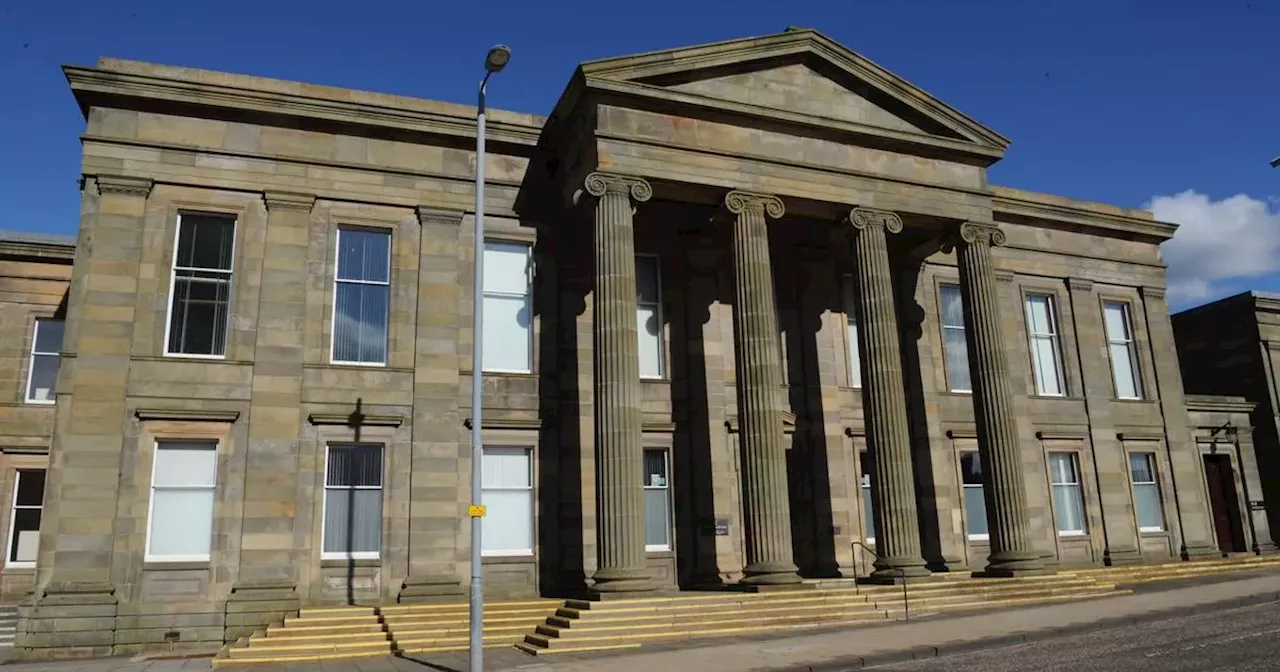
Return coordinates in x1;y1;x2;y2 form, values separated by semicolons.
1148;190;1280;304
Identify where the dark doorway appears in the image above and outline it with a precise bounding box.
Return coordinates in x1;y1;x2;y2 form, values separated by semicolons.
1203;454;1246;554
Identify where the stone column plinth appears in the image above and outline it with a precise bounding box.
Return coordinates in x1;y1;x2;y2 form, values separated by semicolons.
725;190;800;586
953;222;1047;577
848;208;929;581
584;172;654;594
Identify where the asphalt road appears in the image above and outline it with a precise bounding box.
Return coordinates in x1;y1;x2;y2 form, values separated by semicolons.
873;600;1280;671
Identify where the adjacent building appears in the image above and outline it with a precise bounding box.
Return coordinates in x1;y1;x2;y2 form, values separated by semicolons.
3;28;1273;659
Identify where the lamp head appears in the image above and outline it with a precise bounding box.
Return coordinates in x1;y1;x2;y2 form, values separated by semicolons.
485;45;511;73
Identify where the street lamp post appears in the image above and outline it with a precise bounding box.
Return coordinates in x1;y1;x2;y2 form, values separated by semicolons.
470;43;510;672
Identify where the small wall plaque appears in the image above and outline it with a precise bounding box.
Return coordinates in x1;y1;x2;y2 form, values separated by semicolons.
1250;500;1266;511
714;518;730;536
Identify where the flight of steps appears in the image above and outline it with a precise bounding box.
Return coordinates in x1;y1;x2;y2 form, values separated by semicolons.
212;599;561;667
0;605;16;653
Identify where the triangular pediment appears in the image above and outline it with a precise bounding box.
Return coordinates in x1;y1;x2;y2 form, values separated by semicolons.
579;28;1008;157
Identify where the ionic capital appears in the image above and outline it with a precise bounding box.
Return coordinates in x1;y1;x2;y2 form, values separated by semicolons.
847;207;903;234
724;190;785;219
262;191;316;213
584;172;652;203
95;175;153;198
957;221;1006;247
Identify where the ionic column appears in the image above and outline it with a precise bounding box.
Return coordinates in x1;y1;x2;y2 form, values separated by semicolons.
725;190;800;586
953;222;1046;576
584;172;654;593
848;208;930;580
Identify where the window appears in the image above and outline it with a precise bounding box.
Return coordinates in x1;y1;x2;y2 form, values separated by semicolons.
482;242;532;373
960;452;988;540
636;256;664;379
147;441;217;561
1103;301;1142;400
166;213;235;357
332;228;390;365
939;285;971;392
860;451;875;542
1129;452;1164;532
481;446;533;555
643;449;671;550
322;444;383;559
844;276;862;388
1049;452;1087;535
1025;294;1066;396
7;470;44;566
25;319;63;403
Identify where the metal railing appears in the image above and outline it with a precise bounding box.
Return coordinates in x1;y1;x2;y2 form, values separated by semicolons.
852;540;910;622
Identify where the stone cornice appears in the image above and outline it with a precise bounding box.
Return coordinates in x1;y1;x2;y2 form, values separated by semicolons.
991;188;1177;243
262;190;316;212
95;174;153;197
415;206;464;226
135;409;241;423
462;417;541;430
0;241;75;262
1184;394;1256;414
309;412;404;427
65;65;543;148
1116;431;1164;442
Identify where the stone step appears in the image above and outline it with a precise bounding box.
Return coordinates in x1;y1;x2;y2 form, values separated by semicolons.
381;607;556;625
248;630;391;647
228;639;391;658
265;622;386;637
390;621;545;640
379;599;559;616
282;613;382;627
393;632;537;650
514;641;642;656
212;650;386;667
297;605;376;618
538;609;891;640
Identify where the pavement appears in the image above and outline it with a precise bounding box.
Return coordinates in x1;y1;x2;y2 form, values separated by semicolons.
0;571;1276;672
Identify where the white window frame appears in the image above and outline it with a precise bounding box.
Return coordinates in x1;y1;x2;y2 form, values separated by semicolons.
939;284;972;393
320;443;384;561
330;227;392;367
6;469;44;568
163;213;236;360
144;440;218;563
643;448;671;551
844;275;862;389
480;446;534;557
481;241;533;374
960;452;988;541
1049;452;1088;537
636;254;665;380
1024;293;1067;397
860;451;875;543
1129;452;1165;532
24;318;62;405
1102;300;1143;400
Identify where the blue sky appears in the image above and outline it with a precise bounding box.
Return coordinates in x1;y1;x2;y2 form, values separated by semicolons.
2;0;1277;310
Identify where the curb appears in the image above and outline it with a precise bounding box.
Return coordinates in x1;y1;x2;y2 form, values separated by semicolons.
788;590;1280;671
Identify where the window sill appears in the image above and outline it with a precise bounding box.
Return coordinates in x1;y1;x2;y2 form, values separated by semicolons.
23;399;55;406
329;360;389;369
143;560;211;571
967;535;990;542
467;370;536;378
321;557;381;568
942;390;973;396
1139;528;1167;535
1057;532;1089;538
163;353;227;361
3;563;35;572
1112;397;1154;404
481;552;534;564
1029;394;1082;401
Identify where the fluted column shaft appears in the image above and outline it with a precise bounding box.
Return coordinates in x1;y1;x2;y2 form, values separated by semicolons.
585;172;654;593
726;190;801;585
849;208;930;580
953;222;1046;576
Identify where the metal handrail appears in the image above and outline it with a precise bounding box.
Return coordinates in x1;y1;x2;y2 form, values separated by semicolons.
852;540;909;622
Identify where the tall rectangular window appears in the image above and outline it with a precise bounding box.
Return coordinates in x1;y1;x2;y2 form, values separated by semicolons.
636;256;664;379
1025;294;1066;396
860;451;875;542
960;452;988;540
25;319;64;403
147;441;217;561
322;444;383;559
845;276;862;388
482;242;532;373
7;470;44;566
166;213;235;357
1049;452;1087;535
332;227;390;365
481;446;533;555
1129;452;1165;532
1103;301;1142;400
939;285;971;392
643;449;670;550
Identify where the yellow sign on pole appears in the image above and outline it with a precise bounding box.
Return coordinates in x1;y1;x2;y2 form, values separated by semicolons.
468;504;487;518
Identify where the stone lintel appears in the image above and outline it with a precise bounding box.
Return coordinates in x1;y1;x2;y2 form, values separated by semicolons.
1117;432;1164;442
135;409;240;423
94;175;153;198
308;412;403;427
945;429;978;439
462;417;541;431
1035;430;1088;440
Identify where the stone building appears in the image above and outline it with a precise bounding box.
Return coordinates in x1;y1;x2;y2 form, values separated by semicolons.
7;28;1269;658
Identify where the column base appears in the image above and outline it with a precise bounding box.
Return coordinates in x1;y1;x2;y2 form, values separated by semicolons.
1104;547;1144;567
1255;541;1280;556
981;550;1049;577
13;582;118;661
591;566;654;594
869;556;931;583
741;560;803;586
398;574;466;603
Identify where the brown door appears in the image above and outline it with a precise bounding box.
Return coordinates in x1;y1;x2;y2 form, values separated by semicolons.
1203;455;1246;553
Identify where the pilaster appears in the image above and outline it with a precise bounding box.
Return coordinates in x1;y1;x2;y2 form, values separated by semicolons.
847;208;928;581
952;222;1047;577
584;172;654;594
1233;427;1278;554
725;190;801;585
